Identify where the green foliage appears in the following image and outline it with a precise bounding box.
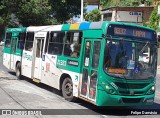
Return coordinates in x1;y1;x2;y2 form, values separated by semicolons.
84;9;101;22
147;5;160;31
0;0;83;39
0;0;14;40
15;0;52;26
101;0;154;9
0;0;82;27
49;0;81;23
0;0;12;26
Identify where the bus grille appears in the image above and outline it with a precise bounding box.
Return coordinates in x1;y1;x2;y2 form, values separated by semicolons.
115;82;148;89
122;98;141;103
119;91;144;95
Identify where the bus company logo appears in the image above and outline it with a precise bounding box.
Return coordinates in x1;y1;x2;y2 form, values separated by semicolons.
2;110;11;115
23;53;32;61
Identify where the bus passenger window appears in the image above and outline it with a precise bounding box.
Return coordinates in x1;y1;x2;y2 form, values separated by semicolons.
48;32;64;55
64;31;82;58
25;32;34;51
89;71;97;99
18;33;26;49
36;40;41;58
92;41;101;69
5;33;12;48
81;69;88;96
84;41;91;67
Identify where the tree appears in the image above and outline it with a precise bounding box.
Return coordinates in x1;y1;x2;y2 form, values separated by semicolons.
15;0;52;26
49;0;81;23
84;9;101;22
0;0;83;39
147;4;160;31
101;0;154;9
0;0;14;40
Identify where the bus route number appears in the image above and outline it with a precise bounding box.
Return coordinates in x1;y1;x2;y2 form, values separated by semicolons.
57;60;66;66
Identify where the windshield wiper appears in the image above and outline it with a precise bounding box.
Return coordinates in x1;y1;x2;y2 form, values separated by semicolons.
138;41;149;55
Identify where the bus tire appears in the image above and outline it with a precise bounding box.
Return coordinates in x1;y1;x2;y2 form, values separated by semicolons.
16;63;22;79
62;78;77;102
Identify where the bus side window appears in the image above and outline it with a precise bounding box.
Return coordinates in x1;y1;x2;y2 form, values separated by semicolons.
48;31;64;55
92;41;101;69
84;41;91;67
44;32;49;53
5;32;12;48
64;31;82;58
18;33;26;49
25;32;34;51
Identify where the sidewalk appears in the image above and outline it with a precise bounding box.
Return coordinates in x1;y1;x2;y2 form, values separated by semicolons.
157;65;160;75
0;71;8;78
0;71;16;80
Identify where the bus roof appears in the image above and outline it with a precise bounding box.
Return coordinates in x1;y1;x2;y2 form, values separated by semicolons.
25;21;155;32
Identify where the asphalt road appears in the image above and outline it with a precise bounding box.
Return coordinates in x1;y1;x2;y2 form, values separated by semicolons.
0;45;160;118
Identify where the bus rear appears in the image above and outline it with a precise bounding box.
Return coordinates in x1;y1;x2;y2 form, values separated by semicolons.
96;23;157;106
3;28;26;72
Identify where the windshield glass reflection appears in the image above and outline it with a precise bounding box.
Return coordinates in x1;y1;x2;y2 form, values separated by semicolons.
103;39;157;79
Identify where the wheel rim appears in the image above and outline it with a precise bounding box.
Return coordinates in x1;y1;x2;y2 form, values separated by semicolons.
64;82;73;96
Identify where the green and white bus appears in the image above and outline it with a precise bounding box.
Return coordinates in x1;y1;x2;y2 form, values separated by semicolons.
3;21;157;106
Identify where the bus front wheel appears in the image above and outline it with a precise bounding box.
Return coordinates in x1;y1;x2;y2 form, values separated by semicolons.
62;78;77;102
16;63;22;79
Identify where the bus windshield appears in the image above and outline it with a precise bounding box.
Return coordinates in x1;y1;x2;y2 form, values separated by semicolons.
103;39;157;79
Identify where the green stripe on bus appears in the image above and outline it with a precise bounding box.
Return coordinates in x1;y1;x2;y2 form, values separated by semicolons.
56;56;81;73
61;24;71;31
3;48;23;56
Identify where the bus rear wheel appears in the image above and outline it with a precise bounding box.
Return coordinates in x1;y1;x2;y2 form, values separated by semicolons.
16;63;22;79
62;78;77;102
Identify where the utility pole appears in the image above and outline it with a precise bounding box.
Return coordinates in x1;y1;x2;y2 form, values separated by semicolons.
81;0;83;22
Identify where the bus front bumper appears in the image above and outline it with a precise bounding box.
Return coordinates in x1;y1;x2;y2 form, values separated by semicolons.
96;90;155;106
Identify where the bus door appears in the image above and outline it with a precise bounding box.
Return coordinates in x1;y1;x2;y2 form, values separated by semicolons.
80;39;101;101
32;38;44;80
10;37;18;70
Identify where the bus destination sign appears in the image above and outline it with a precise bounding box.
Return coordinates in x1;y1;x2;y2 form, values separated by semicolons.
107;25;155;40
114;27;147;38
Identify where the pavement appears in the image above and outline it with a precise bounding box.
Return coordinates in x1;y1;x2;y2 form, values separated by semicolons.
157;65;160;74
0;70;16;80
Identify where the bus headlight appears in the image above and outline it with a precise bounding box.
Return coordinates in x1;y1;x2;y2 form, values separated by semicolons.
106;85;109;89
105;84;117;94
151;86;155;91
101;82;118;94
146;85;155;95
